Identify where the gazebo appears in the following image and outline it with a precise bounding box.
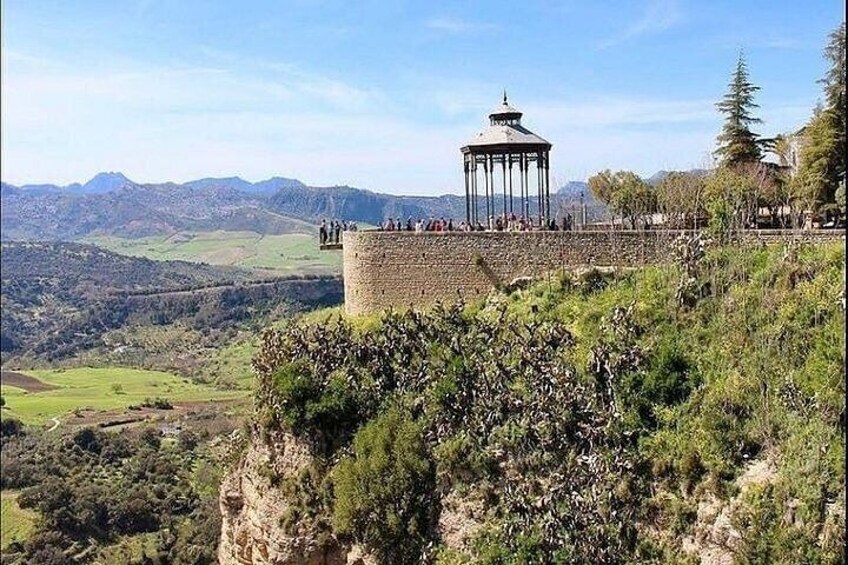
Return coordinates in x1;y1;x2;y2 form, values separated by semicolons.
461;93;552;227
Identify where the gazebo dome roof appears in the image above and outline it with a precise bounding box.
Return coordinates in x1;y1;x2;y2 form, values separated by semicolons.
463;124;551;150
462;94;551;153
488;100;522;120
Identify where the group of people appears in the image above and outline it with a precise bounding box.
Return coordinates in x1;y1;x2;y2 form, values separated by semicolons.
319;219;358;245
319;212;577;243
382;217;455;232
381;212;575;233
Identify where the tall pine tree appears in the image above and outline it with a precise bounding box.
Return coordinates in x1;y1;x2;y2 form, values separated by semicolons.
793;22;846;211
820;22;846;195
714;52;766;168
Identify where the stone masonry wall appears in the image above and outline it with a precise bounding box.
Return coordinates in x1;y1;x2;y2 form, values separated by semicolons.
341;230;844;315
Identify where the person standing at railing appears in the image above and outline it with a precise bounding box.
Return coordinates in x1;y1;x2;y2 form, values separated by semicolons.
319;219;328;244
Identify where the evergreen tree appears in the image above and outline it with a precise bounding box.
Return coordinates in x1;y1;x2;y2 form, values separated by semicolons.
793;22;846;211
821;22;845;143
715;52;766;168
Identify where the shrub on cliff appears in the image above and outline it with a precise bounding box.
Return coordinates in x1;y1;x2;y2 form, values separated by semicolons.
332;406;437;564
270;360;362;449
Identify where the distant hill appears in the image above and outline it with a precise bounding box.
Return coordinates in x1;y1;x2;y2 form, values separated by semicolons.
76;172;133;194
1;172;612;240
557;181;589;197
5;171;131;195
0;180;315;240
646;169;709;186
0;240;251;292
0;240;343;362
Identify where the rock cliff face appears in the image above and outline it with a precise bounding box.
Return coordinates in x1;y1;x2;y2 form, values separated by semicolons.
218;428;360;565
218;426;482;565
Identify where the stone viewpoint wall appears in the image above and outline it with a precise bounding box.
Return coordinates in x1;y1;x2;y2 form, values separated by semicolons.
341;230;844;315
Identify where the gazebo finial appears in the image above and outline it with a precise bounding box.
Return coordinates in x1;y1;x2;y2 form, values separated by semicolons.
503;89;508;104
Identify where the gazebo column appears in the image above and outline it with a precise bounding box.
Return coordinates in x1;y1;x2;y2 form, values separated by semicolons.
538;154;542;225
544;150;551;226
464;156;470;225
471;157;478;225
501;157;507;220
484;156;490;226
522;153;530;219
488;154;495;226
518;153;524;218
508;155;514;215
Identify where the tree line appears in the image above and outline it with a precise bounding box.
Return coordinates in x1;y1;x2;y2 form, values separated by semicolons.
588;22;846;234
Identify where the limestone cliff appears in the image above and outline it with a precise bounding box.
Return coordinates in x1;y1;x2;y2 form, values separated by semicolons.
218;426;483;565
218;427;360;565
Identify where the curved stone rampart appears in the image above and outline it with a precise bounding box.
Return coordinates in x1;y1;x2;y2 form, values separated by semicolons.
341;230;844;315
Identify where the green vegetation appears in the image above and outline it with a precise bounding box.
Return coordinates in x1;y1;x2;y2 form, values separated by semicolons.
1;491;37;550
793;22;845;212
0;367;242;425
204;337;261;390
588;23;846;230
84;231;341;275
1;240;343;369
655;171;708;228
250;240;844;563
1;422;231;564
587;170;655;228
332;407;436;563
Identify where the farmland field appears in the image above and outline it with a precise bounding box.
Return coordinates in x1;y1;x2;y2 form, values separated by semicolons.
84;231;342;275
0;367;246;425
0;491;36;550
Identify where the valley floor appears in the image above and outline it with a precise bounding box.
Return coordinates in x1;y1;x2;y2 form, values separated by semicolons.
83;231;342;276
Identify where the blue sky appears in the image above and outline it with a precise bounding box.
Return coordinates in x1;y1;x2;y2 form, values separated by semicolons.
1;0;844;194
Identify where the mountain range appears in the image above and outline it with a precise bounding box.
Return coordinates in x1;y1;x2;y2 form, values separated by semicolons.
1;173;605;240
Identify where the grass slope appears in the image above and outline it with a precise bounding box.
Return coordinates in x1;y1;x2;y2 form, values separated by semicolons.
0;491;37;550
84;231;342;275
0;367;244;425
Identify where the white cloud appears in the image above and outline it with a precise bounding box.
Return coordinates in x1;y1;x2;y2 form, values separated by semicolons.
424;17;499;34
598;0;683;49
525;98;716;128
0;48;811;194
0;50;464;191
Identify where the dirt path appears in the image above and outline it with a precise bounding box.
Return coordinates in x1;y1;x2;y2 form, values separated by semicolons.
0;371;59;392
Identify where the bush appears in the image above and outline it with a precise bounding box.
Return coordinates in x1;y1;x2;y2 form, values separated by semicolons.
271;361;361;447
141;397;173;410
579;267;613;294
72;427;104;453
733;483;828;564
178;430;199;451
1;417;24;437
138;427;162;450
332;407;436;564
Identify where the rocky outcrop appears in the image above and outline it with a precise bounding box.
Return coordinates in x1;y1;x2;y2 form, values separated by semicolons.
218;425;481;565
218;427;352;565
681;458;778;565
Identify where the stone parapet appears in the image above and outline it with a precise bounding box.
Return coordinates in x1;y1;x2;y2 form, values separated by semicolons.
341;230;844;315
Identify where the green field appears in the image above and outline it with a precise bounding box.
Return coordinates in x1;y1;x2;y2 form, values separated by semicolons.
1;491;37;549
0;367;246;425
83;231;342;275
